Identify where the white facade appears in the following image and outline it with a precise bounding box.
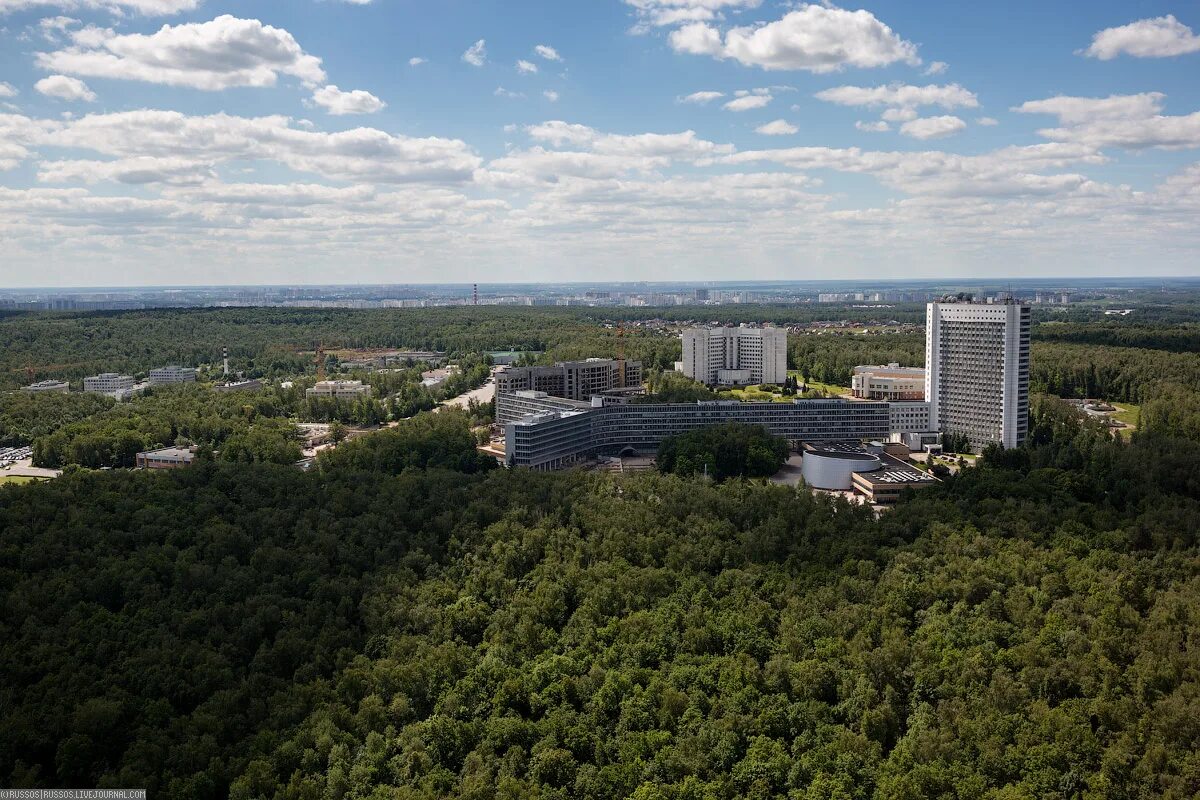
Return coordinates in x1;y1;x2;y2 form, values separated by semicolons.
888;401;931;434
306;380;373;401
21;380;70;394
681;326;788;386
852;364;927;400
149;366;197;385
925;301;1031;450
84;373;135;396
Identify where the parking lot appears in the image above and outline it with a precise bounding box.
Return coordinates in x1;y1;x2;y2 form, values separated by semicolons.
0;446;34;467
0;446;60;480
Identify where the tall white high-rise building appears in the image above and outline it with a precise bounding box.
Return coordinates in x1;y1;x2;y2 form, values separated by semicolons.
925;299;1031;450
681;326;788;386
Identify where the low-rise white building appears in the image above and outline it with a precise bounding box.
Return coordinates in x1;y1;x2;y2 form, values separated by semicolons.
84;373;135;397
852;364;927;401
21;380;70;394
306;380;373;401
214;379;264;393
149;366;197;385
136;446;198;470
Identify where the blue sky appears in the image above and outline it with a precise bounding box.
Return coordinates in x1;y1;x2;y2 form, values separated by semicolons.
0;0;1197;286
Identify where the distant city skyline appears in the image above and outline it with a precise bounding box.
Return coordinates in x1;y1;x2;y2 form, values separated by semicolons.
0;1;1198;286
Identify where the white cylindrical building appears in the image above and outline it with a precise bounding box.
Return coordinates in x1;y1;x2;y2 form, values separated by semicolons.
801;450;881;490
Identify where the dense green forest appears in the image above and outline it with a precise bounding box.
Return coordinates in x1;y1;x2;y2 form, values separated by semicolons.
0;355;494;468
657;424;789;480
0;391;115;447
5;306;1200;410
30;385;305;469
3;401;1200;798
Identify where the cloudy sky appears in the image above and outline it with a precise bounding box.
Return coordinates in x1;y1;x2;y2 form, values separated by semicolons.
0;0;1197;287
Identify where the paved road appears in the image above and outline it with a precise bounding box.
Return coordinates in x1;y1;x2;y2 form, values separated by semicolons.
439;370;497;411
3;458;62;479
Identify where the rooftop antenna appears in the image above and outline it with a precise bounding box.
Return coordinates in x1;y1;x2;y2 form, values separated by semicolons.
315;342;326;382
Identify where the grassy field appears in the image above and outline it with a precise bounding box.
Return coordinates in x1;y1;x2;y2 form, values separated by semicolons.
0;475;39;486
1112;401;1141;428
788;372;853;397
718;386;795;403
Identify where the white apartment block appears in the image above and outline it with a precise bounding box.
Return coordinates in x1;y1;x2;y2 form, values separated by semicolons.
925;300;1031;450
84;373;135;396
306;380;374;401
681;326;788;386
21;380;70;394
852;364;927;401
149;366;197;385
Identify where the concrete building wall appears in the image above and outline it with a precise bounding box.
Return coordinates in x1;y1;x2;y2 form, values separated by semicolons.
852;364;927;400
888;401;931;434
681;327;788;385
801;451;882;491
22;380;70;394
496;359;641;401
500;394;893;469
149;366;197;385
926;301;1030;450
84;373;135;394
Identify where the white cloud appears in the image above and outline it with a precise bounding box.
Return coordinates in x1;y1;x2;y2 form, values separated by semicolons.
494;86;524;99
38;155;212;184
35;74;95;102
543;90;559;103
534;44;561;61
526;121;733;159
669;4;920;73
623;0;761;29
880;107;918;122
722;141;1107;198
0;82;16;98
37;15;77;41
1082;15;1200;60
0;113;61;169
899;115;966;140
37;16;326;91
755;119;796;135
924;60;948;75
1015;93;1200;150
462;39;486;67
1014;92;1165;125
0;0;198;14
977;116;998;126
310;85;385;116
516;59;538;75
815;83;978;111
724;93;771;111
42;110;482;182
408;56;426;66
679;90;724;104
855;120;889;132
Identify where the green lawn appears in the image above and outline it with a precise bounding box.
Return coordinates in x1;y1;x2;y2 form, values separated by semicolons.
0;475;38;486
718;386;795;403
1111;402;1140;428
788;371;853;397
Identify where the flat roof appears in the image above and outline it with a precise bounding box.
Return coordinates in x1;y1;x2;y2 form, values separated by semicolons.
140;446;196;458
852;453;937;486
807;450;879;462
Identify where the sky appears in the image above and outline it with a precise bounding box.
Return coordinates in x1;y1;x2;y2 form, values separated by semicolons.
0;0;1198;287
